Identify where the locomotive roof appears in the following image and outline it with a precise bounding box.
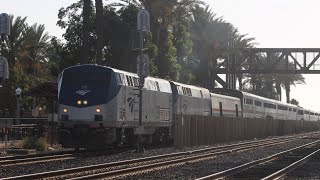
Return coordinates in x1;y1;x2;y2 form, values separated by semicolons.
111;66;172;93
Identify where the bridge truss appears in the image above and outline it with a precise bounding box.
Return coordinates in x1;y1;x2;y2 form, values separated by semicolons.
213;48;320;89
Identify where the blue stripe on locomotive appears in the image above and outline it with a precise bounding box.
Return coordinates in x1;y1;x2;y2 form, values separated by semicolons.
59;65;121;107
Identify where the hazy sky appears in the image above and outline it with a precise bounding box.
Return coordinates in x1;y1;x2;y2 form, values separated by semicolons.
1;0;320;110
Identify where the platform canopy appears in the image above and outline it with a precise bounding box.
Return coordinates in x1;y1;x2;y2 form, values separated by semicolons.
26;81;57;98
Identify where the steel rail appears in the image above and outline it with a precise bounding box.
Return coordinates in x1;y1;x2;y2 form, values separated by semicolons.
69;137;303;180
196;140;320;180
1;135;309;180
262;148;320;180
0;149;75;162
0;154;75;166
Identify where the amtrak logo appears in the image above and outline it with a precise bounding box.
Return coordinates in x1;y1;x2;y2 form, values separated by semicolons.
127;97;135;113
76;90;91;96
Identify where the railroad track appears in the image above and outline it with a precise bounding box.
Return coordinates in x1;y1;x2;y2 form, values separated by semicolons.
196;140;320;180
2;134;312;180
0;150;76;166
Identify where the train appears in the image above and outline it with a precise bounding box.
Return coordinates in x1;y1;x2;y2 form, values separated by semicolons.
57;64;319;149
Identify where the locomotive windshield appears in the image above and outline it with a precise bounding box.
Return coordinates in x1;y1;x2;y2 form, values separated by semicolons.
59;66;111;107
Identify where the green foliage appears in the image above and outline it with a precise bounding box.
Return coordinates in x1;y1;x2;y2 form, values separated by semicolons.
1;1;306;117
22;137;47;151
291;98;299;106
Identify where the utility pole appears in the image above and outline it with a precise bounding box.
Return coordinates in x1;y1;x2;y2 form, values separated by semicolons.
95;0;103;65
136;7;150;152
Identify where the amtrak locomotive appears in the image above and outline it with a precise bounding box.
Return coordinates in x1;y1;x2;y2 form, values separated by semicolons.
58;64;318;149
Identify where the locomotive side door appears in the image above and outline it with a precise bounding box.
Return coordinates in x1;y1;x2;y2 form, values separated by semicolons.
117;73;126;122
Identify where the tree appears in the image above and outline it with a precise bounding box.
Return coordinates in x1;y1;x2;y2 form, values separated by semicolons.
290;98;299;106
21;23;50;75
1;16;27;66
0;15;52;116
191;5;230;88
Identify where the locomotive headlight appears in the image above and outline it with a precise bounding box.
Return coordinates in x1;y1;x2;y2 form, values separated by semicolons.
96;108;101;113
77;100;82;105
63;108;68;113
83;100;88;105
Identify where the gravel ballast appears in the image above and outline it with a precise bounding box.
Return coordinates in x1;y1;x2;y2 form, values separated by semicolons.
0;134;319;179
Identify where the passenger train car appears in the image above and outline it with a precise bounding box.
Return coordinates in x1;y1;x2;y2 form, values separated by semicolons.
58;64;318;149
213;88;320;121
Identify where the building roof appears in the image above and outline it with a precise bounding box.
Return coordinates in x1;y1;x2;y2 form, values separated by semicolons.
26;81;57;98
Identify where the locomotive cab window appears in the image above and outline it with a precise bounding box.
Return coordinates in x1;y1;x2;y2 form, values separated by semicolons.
298;110;304;115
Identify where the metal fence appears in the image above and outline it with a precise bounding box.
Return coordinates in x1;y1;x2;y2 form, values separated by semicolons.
174;115;320;148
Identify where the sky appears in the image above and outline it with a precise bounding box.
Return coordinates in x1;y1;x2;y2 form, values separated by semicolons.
1;0;320;111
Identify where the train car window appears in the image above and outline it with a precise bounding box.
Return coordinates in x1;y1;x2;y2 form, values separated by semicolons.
235;104;239;117
254;100;262;106
293;109;297;112
200;90;203;98
155;81;160;91
188;88;192;96
245;98;253;105
304;111;310;114
130;77;134;87
125;76;130;86
310;112;315;115
219;102;223;117
316;113;319;116
278;105;288;111
298;110;304;115
289;108;292;112
133;77;139;86
264;103;276;109
182;87;186;95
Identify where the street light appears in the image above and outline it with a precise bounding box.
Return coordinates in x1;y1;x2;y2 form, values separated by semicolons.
15;87;22;125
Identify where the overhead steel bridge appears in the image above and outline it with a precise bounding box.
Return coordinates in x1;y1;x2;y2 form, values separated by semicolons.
212;48;320;89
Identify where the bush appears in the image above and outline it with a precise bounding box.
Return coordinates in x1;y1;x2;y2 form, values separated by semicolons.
22;137;47;151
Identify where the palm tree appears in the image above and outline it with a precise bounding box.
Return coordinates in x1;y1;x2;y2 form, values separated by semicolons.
22;24;50;75
232;33;256;90
2;16;27;66
191;5;228;88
